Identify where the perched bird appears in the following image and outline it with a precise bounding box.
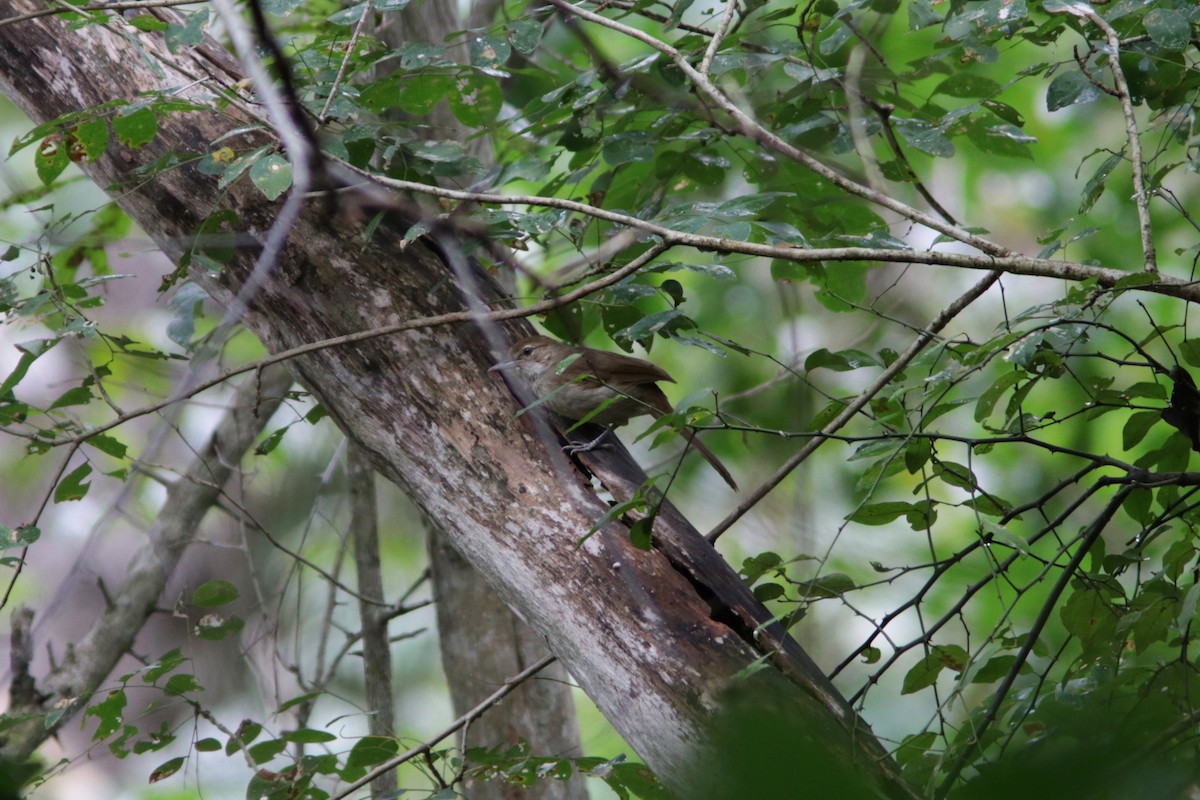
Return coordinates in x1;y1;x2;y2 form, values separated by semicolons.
492;335;738;490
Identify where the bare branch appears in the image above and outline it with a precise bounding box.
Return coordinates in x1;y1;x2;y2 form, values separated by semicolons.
0;365;293;761
708;270;1002;542
1053;2;1157;272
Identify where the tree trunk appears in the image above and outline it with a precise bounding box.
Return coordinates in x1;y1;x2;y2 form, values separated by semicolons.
0;7;914;799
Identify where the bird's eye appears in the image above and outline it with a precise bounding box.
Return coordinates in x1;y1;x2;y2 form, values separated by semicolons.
521;346;534;356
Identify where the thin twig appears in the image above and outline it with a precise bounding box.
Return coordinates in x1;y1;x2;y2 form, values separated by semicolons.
0;0;201;29
328;655;557;800
318;0;372;123
932;481;1134;799
543;0;1007;257
1054;3;1156;272
707;270;1002;542
699;0;739;77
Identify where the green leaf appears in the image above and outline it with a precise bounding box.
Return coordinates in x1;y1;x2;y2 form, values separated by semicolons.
226;721;262;755
164;8;208;52
54;463;93;503
148;756;185;784
447;72;502;128
1079;153;1122;214
86;690;127;740
847;502;913;526
1060;588;1120;656
1130;596;1174;653
192;579;239;607
255;426;288;456
49;384;94;409
893;119;955;157
904;438;931;473
934;73;1000;98
282;728;337;744
163;673;203;696
974;370;1023;422
753;583;786;601
1;338;58;397
1046;70;1102;112
128;14;168;31
469;35;511;69
1144;9;1189;51
345;736;398;769
0;525;40;551
508;19;543;54
805;348;881;372
277;692;322;714
969;655;1024;684
34;135;71;185
248;738;287;764
195;613;244;641
901;645;968;694
195;737;222;752
629;517;654;550
248;154;292;201
1122;410;1161;451
112;107;157;149
143;648;186;683
1180;339;1200;368
795;572;855;598
72;118;109;161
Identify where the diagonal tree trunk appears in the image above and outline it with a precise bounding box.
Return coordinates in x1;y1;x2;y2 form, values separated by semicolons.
0;6;914;799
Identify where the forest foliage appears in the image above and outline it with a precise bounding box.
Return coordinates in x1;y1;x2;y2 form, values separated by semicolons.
3;0;1200;797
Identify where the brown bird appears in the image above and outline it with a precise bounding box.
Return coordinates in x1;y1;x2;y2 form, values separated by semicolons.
491;335;738;490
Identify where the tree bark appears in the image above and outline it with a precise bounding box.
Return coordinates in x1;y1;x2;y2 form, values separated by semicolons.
374;5;587;796
0;7;914;799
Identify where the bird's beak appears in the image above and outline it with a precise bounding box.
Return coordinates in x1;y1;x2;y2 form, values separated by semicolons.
489;359;514;373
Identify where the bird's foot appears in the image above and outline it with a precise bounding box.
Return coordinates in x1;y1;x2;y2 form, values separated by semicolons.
563;428;612;455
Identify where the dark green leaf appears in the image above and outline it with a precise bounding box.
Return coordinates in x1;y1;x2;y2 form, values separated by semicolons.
1144;9;1189;51
54;463;93;503
934;74;1000;98
969;655;1023;684
1046;70;1102;112
1122;410;1161;450
629;517;654;550
904;438;931;473
345;736;399;769
86;690;128;740
49;385;93;409
795;572;855;598
163;673;202;696
148;756;185;783
248;738;287;764
227;721;262;755
753;583;785;602
508;19;543;54
848;502;912;526
143;648;185;683
283;728;337;744
193;579;239;607
893;119;955;157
